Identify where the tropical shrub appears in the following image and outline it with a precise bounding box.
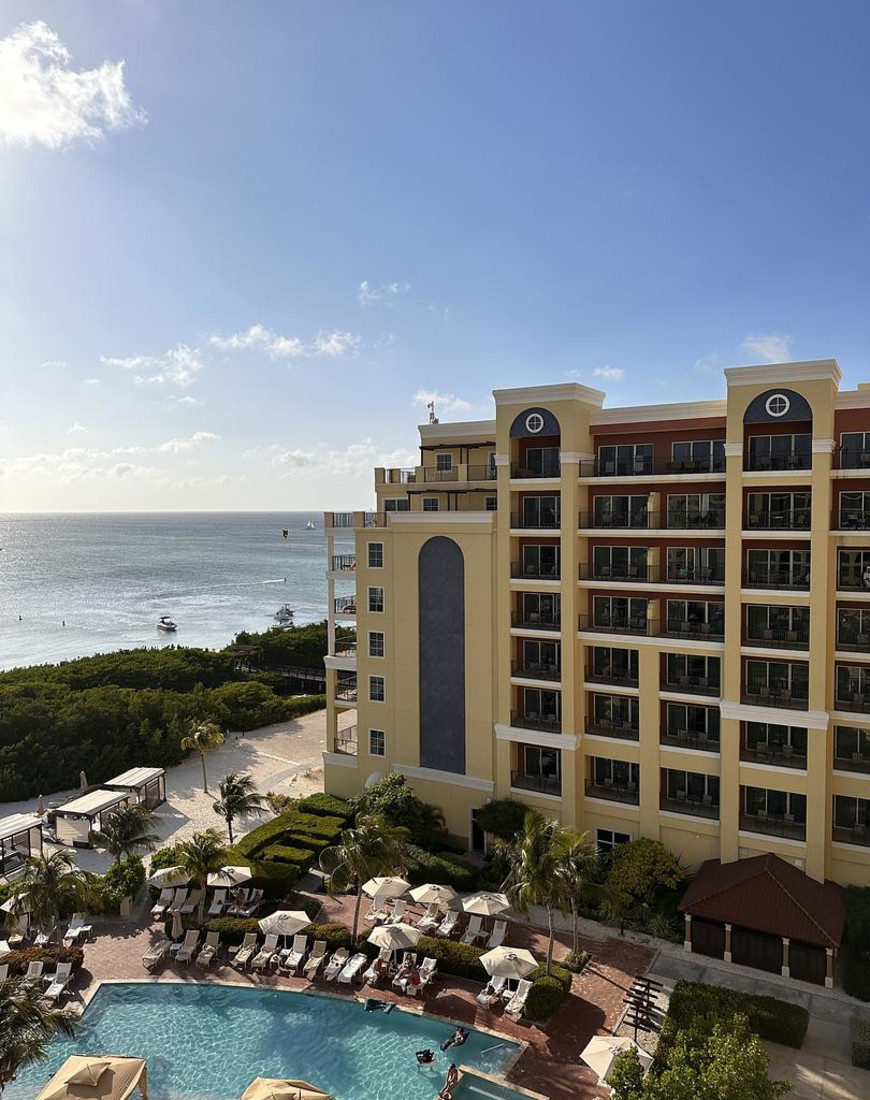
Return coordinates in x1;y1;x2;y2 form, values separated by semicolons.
662;980;808;1050
475;799;529;842
0;945;85;975
350;773;445;849
411;936;488;980
297;793;351;820
850;1017;870;1068
260;845;315;874
605;838;684;905
403;844;479;891
562;950;591;973
149;844;182;872
97;855;146;912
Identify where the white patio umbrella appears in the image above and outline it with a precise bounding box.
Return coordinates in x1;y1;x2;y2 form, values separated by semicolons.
479;946;538;980
207;865;253;888
580;1036;653;1084
362;876;409;899
170;909;184;940
367;922;422;952
460;891;510;916
258;911;311;938
409;883;459;907
148;866;190;888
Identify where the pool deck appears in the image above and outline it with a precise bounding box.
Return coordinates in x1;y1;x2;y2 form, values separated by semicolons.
64;892;655;1100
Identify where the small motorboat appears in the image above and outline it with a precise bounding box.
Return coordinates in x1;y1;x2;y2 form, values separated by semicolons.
305;519;315;530
157;616;177;632
274;605;295;623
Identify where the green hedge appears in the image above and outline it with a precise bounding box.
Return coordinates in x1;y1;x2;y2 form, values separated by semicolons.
285;832;332;855
248;859;301;898
296;793;351;820
237;811;344;859
261;845;315;874
844;886;870;1001
411;936;488;980
0;945;85;975
523;963;573;1022
663;980;809;1050
403;844;480;892
851;1017;870;1069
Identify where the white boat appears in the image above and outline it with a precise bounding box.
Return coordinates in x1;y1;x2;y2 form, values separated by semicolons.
274;605;295;623
157;616;177;632
305;520;315;530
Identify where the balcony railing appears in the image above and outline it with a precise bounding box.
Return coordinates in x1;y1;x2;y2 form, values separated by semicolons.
838;628;870;654
512;661;561;681
578;511;725;530
661;675;719;697
660;728;720;752
832;824;870;847
466;465;497;481
834;510;870;531
511;461;560;479
512;612;561;632
331;554;357;572
333;596;358;615
511;562;561;580
584;780;639;805
740;743;807;769
579;564;725;585
334;637;358;656
578;615;653;636
745;510;811;531
746;453;811;472
585;721;639;742
422;467;458;483
579;457;726;477
660;619;725;641
745;628;810;650
510;771;562;796
364;512;387;527
511;511;561;530
385;468;417;484
579;511;654;530
331;512;355;528
739;812;807;841
584;665;639;688
660;794;719;818
665;510;726;530
836;449;870;471
335;677;358;703
835;693;869;713
744;569;810;591
741;686;809;710
838;571;870;592
333;726;359;755
510;710;562;733
834;754;870;775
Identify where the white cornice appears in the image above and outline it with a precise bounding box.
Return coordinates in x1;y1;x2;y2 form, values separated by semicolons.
419;420;496;441
387;511;495;525
724;360;841;387
494;724;578;750
590;400;726;426
493;383;606;407
393;763;494;792
720;700;830;730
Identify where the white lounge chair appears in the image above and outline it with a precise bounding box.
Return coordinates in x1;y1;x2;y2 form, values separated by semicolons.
387;900;407;924
63;913;91;946
363;947;390;984
486;920;507;949
43;962;73;1003
208;889;227;917
417;903;440;931
232;933;259;968
363;900;391;924
302;940;327;978
22;961;44;986
324;948;350;981
0;963;8;983
142;937;170;971
151;889;174;919
181;888;204;916
226;889;251;916
418;956;438;990
461;914;484;944
252;934;280;970
34;927;55;947
167;889;188;915
338;952;368;984
478;974;506;1006
176;929;200;964
505;978;532;1018
279;934;308;974
436;910;458;937
239;889;264;918
196;931;221;968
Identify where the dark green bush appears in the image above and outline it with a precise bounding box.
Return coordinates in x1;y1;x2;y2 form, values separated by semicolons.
98;854;146;912
562;950;591;974
403;844;479;891
664;980;808;1050
237;811;344;859
285;832;332;855
524;975;570;1022
196;916;260;944
149;844;182;872
248;859;300;898
843;887;870;1001
475;799;531;842
411;936;488;980
1;945;85;975
284;695;327;720
261;845;314;874
306;922;352;952
297;793;351;820
850;1017;870;1068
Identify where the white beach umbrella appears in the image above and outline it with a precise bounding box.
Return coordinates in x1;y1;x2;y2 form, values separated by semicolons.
207;865;253;888
361;876;409;900
170;909;184;941
409;883;459;907
459;891;510;916
367;922;422;952
148;866;190;888
580;1036;652;1084
479;946;538;980
258;911;311;937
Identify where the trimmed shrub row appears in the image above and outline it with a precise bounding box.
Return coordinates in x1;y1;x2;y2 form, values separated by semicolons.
664;980;809;1050
851;1017;870;1069
844;886;870;1001
261;845;315;874
524;964;573;1023
411;936;488;981
0;945;85;975
403;844;480;892
296;793;351;820
176;916;348;951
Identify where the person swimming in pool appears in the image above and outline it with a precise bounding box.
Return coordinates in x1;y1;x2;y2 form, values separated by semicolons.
437;1064;460;1099
415;1049;435;1065
440;1027;468;1051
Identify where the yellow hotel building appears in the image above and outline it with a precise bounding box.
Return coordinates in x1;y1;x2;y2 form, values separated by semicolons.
322;361;870;890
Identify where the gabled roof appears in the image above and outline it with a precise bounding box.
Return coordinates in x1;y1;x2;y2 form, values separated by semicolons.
679;854;846;949
0;813;42;843
55;790;130;819
105;766;164;789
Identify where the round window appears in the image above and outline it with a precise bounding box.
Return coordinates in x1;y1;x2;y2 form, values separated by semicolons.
525;412;545;434
765;393;791;418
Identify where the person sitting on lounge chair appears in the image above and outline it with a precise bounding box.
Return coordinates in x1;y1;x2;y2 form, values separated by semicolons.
416;1049;434;1066
440;1027;468;1052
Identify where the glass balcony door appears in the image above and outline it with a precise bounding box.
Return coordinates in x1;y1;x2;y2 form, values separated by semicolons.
598;443;653;476
522;544;560;578
592;545;648;580
522;496;560;528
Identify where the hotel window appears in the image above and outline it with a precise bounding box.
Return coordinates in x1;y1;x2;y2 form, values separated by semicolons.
368;542;384;568
368;586;384;613
525;447;561;477
522;544;560;578
592;495;648;528
592;545;648;580
840;491;870;528
521;592;560;626
840;432;870;469
592;694;639;731
521;745;561;786
746;549;810;587
590;646;638;683
666;546;723;583
746;604;809;645
837;665;870;705
744;786;807;823
838;549;870;590
670;440;725;473
436;453;453;471
368;631;385;658
522;638;560;673
745;660;809;702
384;498;410;511
665;653;720;691
597;443;653;476
664;769;720;805
666;703;720;741
485;496;498;511
422;498;439;512
369;676;385;702
369;729;386;757
834;795;870;839
522;495;560;527
592;595;648;629
592;758;639;790
596;827;631;854
746;491;811;529
838;608;870;649
744;722;807;759
666;599;724;636
747;433;811;471
834;726;870;767
666;493;725;528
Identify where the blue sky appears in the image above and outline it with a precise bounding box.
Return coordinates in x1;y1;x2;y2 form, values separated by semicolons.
2;1;870;511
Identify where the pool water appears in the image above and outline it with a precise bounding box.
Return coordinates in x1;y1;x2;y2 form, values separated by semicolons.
8;983;518;1100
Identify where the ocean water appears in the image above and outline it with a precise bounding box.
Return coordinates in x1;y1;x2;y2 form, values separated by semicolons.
5;982;518;1100
0;513;354;671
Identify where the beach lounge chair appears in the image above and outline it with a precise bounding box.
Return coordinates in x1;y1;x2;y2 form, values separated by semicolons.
181;888;204;916
418;957;438;991
279;934;308;974
167;889;188;915
142;937;170;971
477;975;506;1007
505;978;532;1018
302;940;327;978
338;952;368;985
461;915;484;944
417;903;440;931
363;900;390;924
363;947;390;984
324;948;350;981
195;931;221;968
22;961;44;986
63;913;92;946
239;889;264;917
151;889;174;919
387;900;407;924
252;934;280;970
436;910;458;937
226;889;251;916
43;962;73;1003
176;929;200;964
0;964;8;983
232;932;259;968
208;889;227;917
34;927;55;947
486;920;507;949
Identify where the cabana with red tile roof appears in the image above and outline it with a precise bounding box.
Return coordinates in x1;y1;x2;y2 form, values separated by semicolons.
678;854;846;987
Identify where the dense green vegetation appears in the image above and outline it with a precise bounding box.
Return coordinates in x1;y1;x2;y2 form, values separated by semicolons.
233;620;352;668
843;886;870;1000
661;980;808;1050
850;1017;870;1069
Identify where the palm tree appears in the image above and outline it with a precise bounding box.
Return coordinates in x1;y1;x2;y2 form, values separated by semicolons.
0;973;79;1092
554;830;612;956
319;814;410;944
7;851;96;939
91;803;160;864
180;720;225;793
213;772;266;845
176;828;228;923
503;810;568;974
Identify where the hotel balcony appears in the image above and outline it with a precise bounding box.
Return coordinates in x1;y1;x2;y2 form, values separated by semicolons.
660;673;719;697
740;740;807;769
838;569;870;592
584;779;640;805
578;614;653;637
660;794;720;818
660;618;724;642
745;452;811;472
833;754;870;775
335;675;358;704
510;771;562;797
334;636;358;656
333;596;358;617
512;611;561;632
744;568;811;591
739;812;807;841
741;685;809;711
511;562;561;581
834;510;870;531
832;824;870;847
510;710;562;734
579;510;654;530
512;660;561;681
585;665;639;688
382;465;496;484
332;726;358;755
745;510;811;531
836;628;870;654
326;512;386;529
511;459;561;479
579;563;725;585
744;627;810;651
585;720;640;743
660;727;720;752
511;511;561;531
578;456;725;477
330;554;357;572
836;448;870;471
578;510;725;531
835;693;870;714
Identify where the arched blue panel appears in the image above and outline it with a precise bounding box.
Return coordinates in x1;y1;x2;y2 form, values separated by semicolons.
743;388;813;424
509;407;561;438
419;536;466;775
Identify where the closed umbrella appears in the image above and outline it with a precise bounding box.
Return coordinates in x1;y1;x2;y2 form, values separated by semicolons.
36;794;44;816
460;891;510;916
367;922;421;952
362;876;409;900
580;1036;652;1084
170;909;184;941
409;883;458;907
147;866;189;888
207;866;253;888
258;911;311;938
240;1079;329;1100
80;770;88;791
479;946;537;980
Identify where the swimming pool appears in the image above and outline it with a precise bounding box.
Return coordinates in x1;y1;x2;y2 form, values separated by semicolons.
7;983;519;1100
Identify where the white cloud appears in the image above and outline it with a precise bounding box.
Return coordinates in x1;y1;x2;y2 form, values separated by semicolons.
250;439;417;481
155;431;220;454
209;323;305;360
165;394;203;409
413;389;474;415
67;422;89;434
102;344;205;388
592;366;626;381
358;280;410;306
39;359;66;371
313;330;361;359
0;21;145;150
694;354;720;376
82;377;100;386
741;333;793;364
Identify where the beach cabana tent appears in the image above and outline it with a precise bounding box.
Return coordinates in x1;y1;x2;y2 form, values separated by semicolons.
104;768;166;809
240;1078;329;1100
34;1056;148;1100
0;813;42;880
54;791;134;847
